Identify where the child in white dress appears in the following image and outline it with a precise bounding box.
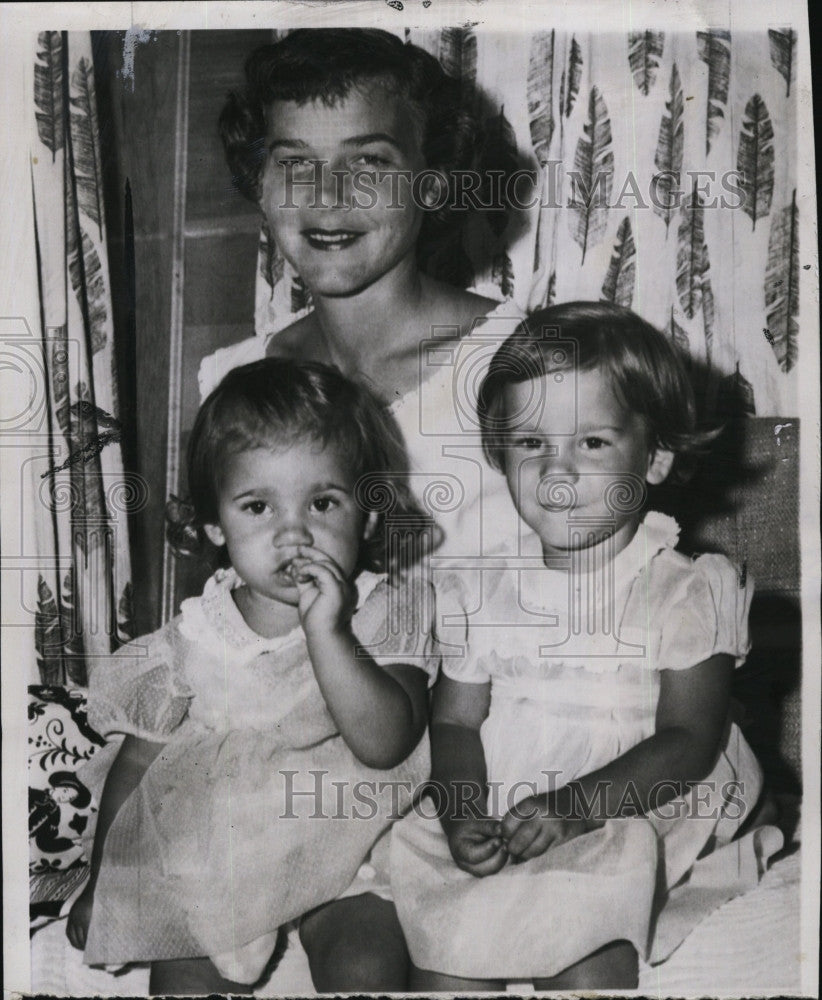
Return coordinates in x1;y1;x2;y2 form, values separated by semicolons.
391;301;783;990
66;358;437;994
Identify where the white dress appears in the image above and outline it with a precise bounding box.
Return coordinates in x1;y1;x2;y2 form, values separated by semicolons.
390;513;784;979
198;299;525;560
80;569;438;983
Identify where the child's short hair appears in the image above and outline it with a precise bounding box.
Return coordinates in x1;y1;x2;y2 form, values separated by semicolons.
477;301;714;479
187;357;433;575
219;29;477;231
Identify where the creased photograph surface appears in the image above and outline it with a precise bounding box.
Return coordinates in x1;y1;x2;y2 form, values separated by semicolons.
1;2;818;997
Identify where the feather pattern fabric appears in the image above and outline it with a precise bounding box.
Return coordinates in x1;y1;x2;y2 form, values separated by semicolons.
719;364;756;416
628;31;664;96
737;94;775;230
438;26;465;80
697;29;731;155
290;275;311;314
258;218;284;294
560;36;583;119
492;250;515;299
34;576;63;685
601;217;636;307
676;185;710;320
569;87;614;264
438;25;477;104
653;63;684;234
546;270;557;308
35;31;64;160
66;164;108;354
461;29;478;98
768;28;796;97
702;278;715;365
68;380;108;557
49;328;71;442
764;190;799;372
27;32;136;685
69;57;104;239
248;28;799;428
666;307;690;356
527;31;554;167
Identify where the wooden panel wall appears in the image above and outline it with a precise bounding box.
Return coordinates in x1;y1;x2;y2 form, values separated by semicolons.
95;30;271;633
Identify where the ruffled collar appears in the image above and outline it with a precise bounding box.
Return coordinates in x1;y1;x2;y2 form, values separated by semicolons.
178;567;385;667
515;511;680;609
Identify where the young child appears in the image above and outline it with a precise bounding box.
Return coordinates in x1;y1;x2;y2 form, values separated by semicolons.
208;29;524;559
390;302;783;991
66;358;437;995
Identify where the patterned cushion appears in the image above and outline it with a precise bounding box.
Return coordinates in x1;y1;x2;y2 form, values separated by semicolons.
28;686;105;874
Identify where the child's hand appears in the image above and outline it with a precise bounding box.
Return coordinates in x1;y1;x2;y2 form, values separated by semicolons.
291;545;357;636
66;883;95;950
447;817;507;877
500;794;589;862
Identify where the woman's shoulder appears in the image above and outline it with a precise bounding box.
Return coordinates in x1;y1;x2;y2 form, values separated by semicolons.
425;278;521;337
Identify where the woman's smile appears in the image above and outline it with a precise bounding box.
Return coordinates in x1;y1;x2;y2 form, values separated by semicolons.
301;228;366;251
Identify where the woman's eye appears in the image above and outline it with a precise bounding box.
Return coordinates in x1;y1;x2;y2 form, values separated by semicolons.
311;496;338;514
351;154;390;170
276;157;315;172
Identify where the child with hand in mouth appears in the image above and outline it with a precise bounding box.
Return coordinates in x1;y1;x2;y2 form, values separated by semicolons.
67;359;437;994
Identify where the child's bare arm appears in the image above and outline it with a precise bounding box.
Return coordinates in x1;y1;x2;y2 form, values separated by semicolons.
295;552;430;768
559;652;733;817
306;625;429;769
431;675;490;828
431;675;506;876
66;734;164;949
501;654;733;857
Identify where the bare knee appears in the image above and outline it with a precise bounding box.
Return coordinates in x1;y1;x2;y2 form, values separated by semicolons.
411;965;505;992
533;939;638;991
149;957;254;995
300;894;408;992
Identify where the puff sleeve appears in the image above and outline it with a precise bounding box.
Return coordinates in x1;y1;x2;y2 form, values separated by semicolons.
86;624;193;742
655;554;753;672
353;575;441;686
435;570;491;685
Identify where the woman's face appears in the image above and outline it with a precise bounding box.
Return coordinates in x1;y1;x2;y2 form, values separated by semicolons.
260;80;430;298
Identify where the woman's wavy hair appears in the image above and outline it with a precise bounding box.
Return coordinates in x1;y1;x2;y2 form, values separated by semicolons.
477;301;719;483
184;357;435;577
219;29;479;240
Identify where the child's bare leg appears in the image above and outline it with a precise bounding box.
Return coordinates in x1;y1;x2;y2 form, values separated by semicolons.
410;965;505;992
533;939;638;990
299;892;408;991
149;956;254;995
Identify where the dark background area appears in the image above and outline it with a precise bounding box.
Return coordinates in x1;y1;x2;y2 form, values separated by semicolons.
93;30;272;634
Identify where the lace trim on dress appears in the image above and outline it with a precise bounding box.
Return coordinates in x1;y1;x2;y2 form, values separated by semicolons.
178;567;386;669
443;513;685;679
512;511;681;613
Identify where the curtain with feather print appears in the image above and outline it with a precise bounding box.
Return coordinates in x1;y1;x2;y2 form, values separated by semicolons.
252;26;800;417
29;32;134;684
